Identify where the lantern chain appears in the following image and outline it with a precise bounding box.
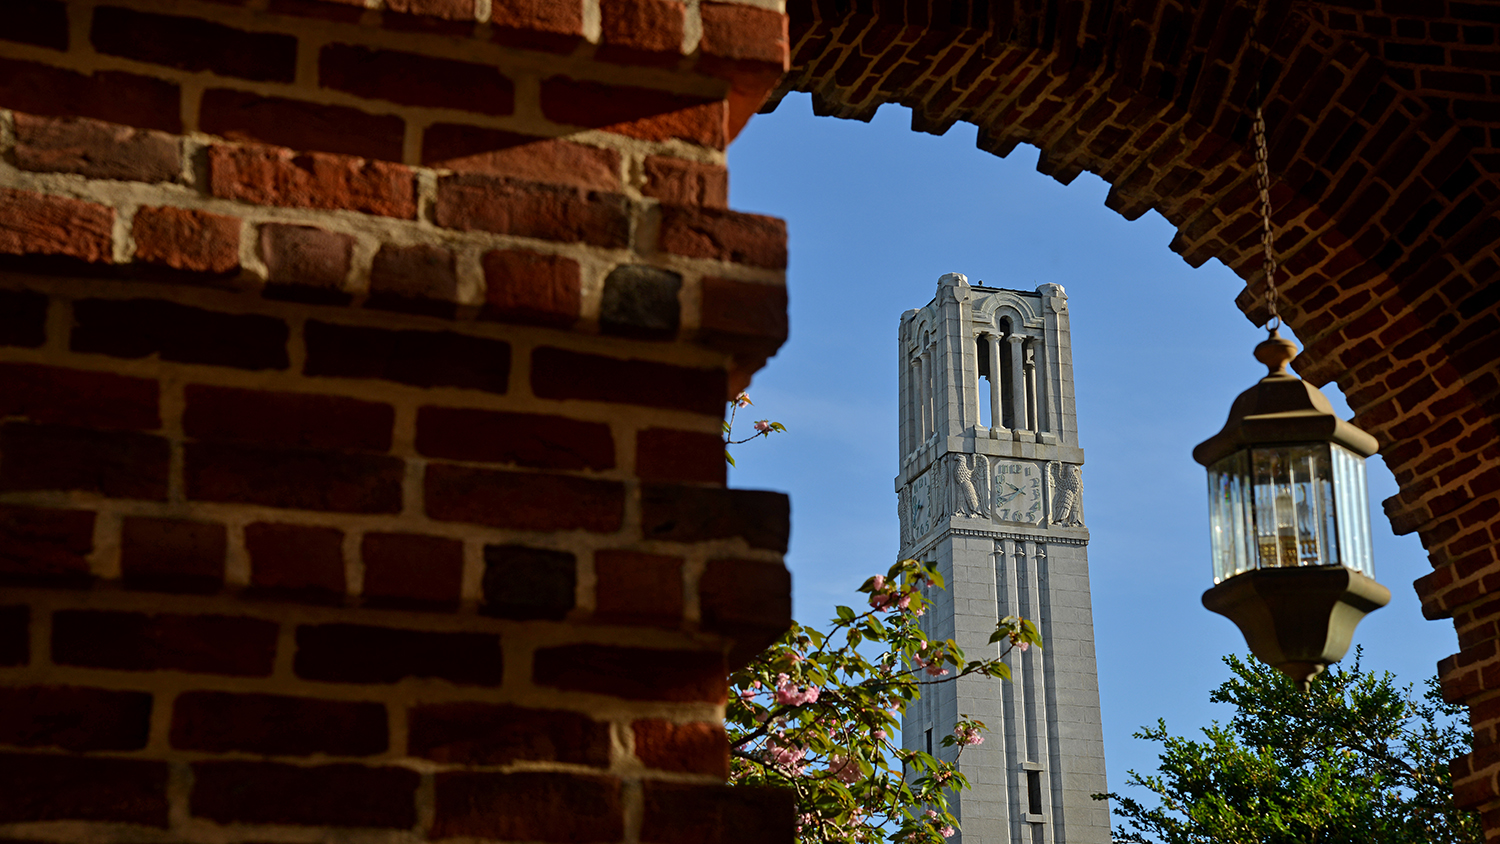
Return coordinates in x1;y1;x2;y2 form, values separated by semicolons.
1254;104;1280;330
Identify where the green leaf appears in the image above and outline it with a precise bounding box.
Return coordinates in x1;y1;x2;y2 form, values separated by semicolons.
724;450;736;467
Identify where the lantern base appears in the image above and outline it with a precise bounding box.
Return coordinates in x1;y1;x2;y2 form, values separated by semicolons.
1202;566;1390;691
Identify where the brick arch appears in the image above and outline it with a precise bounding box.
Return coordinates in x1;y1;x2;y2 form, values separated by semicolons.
772;0;1500;818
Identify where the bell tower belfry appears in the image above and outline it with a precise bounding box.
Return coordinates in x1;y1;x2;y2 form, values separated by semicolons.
897;273;1109;844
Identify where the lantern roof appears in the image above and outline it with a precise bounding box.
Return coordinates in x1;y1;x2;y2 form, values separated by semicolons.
1193;330;1380;467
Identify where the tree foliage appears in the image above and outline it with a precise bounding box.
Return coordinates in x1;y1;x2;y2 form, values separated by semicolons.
1099;651;1481;844
727;558;1040;843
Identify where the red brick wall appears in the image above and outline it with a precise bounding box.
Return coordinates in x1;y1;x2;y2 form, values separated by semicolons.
775;0;1500;836
0;1;795;841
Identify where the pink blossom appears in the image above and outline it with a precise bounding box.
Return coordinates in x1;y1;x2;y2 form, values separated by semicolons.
924;809;938;819
774;678;821;706
869;591;893;611
872;729;888;741
1015;640;1030;653
735;392;752;408
954;726;984;746
897;593;912;609
828;754;861;784
871;575;886;591
941;826;955;838
754;420;772;433
764;737;807;774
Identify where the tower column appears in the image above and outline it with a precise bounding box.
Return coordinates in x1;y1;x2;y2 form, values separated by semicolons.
988;332;1006;437
1008;334;1031;441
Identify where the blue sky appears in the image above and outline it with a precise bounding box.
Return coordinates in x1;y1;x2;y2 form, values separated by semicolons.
726;94;1460;799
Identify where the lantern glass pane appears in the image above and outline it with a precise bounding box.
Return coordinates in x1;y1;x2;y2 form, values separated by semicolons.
1207;451;1254;583
1331;444;1375;578
1250;444;1336;569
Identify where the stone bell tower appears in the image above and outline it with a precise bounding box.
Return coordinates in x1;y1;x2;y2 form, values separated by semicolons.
897;273;1108;844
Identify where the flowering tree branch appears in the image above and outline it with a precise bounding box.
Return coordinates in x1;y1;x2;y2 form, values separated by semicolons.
728;558;1041;843
724;392;785;465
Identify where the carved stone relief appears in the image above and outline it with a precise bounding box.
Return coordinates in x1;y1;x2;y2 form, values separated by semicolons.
1049;461;1084;526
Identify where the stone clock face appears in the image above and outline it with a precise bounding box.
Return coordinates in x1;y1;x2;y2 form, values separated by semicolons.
993;460;1043;524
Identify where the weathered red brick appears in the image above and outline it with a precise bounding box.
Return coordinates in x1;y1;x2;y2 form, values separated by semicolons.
258;224;353;299
423;125;620;191
361;532;463;607
435;173;631;247
184;384;393;452
415;406;614;470
633;720;728;777
304;321;510;394
52;610;278;676
208;145;417;218
133;206;241;274
184;442;404;513
410;703;608;766
245;522;346;599
0;0;68;50
0;686;152;751
425;464;625;532
541;77;727;148
0;505;92;587
0;187;114;263
12;114;179;182
699;276;789;355
200;90;405;162
481;249;582;327
600;0;685;59
92;7;296;82
0;57;180;132
491;0;584;51
642;485;789;551
172;691;387;756
383;0;474;33
432;772;623;841
119;516;225;594
640;781;794;844
636;428;725;484
533;644;726;702
531;347;724;415
699;2;788;64
595;550;683;627
0;362;158;431
482;544;576;620
0;605;27;666
295;623;503;685
0;752;168;825
369;243;458;311
191;761;417;827
71;298;290;370
386;0;473;16
0;289;47;348
599;264;682;339
642;156;728;207
659;205;787;268
0;423;169;500
320;44;513;115
700;557;792;666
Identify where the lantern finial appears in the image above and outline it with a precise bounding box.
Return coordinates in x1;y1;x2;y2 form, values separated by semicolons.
1253;328;1298;375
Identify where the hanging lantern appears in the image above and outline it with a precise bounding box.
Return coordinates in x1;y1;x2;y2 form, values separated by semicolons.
1193;330;1389;689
